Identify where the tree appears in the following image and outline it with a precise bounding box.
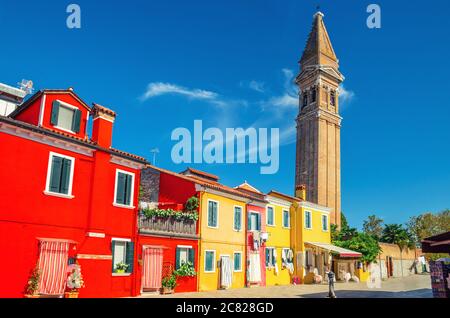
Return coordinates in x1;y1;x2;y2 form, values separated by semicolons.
363;215;384;240
334;233;381;264
407;210;450;244
381;224;415;276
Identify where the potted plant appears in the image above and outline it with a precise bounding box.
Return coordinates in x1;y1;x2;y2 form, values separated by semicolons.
24;266;40;298
114;262;129;274
65;264;85;298
161;274;177;294
174;262;196;277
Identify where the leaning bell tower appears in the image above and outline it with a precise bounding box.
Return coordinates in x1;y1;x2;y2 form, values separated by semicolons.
295;11;344;227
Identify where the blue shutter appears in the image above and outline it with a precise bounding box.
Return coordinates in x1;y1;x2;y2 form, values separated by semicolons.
125;242;134;273
116;173;126;204
49;156;63;193
205;252;212;271
188;248;195;266
124;174;132;206
60;158;72;194
247;212;251;231
175;247;181;270
111;241;116;272
265;249;270;266
256;213;261;231
51;101;60;125
72;109;81;133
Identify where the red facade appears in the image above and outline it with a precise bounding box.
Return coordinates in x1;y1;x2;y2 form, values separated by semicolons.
0;89;146;298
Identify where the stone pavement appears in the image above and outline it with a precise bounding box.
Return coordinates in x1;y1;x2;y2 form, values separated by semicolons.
139;274;432;298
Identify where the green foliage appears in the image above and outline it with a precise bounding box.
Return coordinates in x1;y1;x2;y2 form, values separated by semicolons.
381;224;415;250
426;253;450;261
174;262;197;277
407;210;450;244
26;266;40;295
142;207;199;221
363;215;384;240
161;274;177;289
185;196;199;213
334;233;381;264
115;262;129;272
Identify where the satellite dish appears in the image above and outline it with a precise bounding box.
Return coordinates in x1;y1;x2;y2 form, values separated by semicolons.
18;79;34;95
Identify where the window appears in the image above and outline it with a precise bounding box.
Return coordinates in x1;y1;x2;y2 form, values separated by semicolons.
233;206;242;231
322;214;329;231
305;211;312;229
311;88;316;103
233;252;242;272
176;246;194;269
207;200;218;228
282;210;290;228
114;170;135;207
265;247;276;267
302;93;308;107
248;212;261;231
266;206;274;226
51;100;81;133
45;152;74;196
330;90;336;106
204;250;216;272
111;239;134;274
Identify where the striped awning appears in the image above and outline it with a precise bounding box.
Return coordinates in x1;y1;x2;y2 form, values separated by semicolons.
305;242;362;258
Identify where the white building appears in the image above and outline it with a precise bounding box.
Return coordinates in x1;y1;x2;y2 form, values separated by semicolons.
0;82;28;116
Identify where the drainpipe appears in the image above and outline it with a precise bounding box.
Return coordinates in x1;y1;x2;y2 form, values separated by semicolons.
196;190;203;292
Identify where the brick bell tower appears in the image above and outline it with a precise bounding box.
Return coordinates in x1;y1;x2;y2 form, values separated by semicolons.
295;11;344;227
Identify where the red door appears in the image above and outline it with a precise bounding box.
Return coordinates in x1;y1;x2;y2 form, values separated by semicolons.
142;247;163;291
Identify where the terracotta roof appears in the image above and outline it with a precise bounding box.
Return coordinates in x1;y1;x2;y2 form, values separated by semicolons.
181;167;219;182
92;103;116;117
267;190;302;202
0;115;146;164
235;181;262;194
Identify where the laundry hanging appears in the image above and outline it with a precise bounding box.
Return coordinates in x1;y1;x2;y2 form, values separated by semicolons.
248;252;262;283
273;249;279;275
220;257;233;289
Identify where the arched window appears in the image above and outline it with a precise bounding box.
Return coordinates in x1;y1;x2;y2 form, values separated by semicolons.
330;90;336;106
311;88;316;103
303;93;308;107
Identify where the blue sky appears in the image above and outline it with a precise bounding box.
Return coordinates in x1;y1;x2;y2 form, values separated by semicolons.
1;0;449;228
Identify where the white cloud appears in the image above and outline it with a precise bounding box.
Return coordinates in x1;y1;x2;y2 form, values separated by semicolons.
141;82;218;101
339;84;355;108
267;94;298;108
260;68;298;110
248;80;265;93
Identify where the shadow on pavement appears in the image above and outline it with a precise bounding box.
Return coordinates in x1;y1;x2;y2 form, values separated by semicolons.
299;288;433;298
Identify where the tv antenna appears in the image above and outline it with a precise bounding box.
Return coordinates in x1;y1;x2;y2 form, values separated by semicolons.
150;148;160;166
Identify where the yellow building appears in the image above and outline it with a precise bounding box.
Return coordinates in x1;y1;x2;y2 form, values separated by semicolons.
181;168;250;291
264;193;293;286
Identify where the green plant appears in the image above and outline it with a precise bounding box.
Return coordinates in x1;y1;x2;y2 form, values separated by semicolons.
174;262;197;277
26;266;40;295
141;207;199;222
115;262;129;272
161;274;177;289
185;196;199;213
334;232;381;264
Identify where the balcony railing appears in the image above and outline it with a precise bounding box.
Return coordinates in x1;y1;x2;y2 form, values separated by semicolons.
138;215;198;238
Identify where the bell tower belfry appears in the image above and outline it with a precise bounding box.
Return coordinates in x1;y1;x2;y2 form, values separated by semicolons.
295;11;344;227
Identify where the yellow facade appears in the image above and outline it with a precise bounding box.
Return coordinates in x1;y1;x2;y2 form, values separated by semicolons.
198;191;247;291
264;196;292;286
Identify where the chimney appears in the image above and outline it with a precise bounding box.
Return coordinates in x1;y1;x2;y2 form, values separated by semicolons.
295;184;306;201
91;103;116;148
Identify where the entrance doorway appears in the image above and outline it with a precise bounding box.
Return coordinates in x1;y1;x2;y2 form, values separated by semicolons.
142;247;163;292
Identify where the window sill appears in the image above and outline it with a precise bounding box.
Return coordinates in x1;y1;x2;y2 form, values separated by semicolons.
112;203;135;210
266;224;276;227
112;273;132;277
43;191;74;199
207;225;219;229
54;125;76;134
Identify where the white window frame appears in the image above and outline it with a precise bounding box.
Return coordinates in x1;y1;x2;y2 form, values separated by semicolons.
305;210;312;229
233;205;243;232
113;169;136;209
53;100;78;134
177;246;193;267
266;205;275;226
282;209;290;229
204;250;216;273
44;151;75;199
248;210;261;232
322;214;329;232
233;251;242;272
206;199;219;229
111;237;131;276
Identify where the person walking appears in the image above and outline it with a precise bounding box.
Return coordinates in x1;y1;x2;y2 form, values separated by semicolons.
325;267;336;298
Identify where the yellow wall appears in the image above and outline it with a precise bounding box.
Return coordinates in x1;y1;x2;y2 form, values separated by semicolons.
198;192;246;291
265;198;292;286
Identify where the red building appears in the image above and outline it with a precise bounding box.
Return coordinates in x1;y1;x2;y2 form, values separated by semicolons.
137;166;200;294
0;88;146;298
235;182;267;287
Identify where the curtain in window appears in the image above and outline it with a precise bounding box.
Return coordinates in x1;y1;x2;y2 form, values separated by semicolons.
142;247;163;289
37;240;69;295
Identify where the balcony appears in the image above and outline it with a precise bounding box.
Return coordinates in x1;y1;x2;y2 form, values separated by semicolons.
138;215;198;239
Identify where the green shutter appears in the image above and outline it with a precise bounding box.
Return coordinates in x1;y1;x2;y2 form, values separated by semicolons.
72;109;81;133
124;174;132;206
175;247;181;270
256;213;261;231
51;101;60;125
205;252;213;271
116;173;126;204
188;248;195;266
247;212;251;231
212;203;217;227
111;241;116;272
49;156;63;193
60;158;72;194
125;242;134;273
265;249;270;266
